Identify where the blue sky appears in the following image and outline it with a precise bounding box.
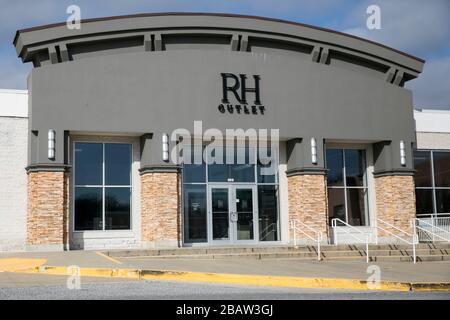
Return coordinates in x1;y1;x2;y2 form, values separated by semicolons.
1;0;449;109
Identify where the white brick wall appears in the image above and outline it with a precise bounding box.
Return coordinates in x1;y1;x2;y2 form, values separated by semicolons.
0;90;28;251
0;117;28;251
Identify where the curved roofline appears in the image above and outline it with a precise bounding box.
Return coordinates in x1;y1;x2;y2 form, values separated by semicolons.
13;11;424;63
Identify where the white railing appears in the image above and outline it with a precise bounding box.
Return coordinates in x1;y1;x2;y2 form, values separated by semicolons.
259;223;277;241
375;218;418;264
331;218;370;263
289;219;323;261
414;218;450;243
416;214;450;242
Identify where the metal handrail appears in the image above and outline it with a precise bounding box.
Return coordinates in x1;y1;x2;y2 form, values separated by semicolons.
259;223;276;241
414;218;450;243
416;213;450;217
415;214;450;238
331;218;370;263
375;218;417;264
289;219;323;261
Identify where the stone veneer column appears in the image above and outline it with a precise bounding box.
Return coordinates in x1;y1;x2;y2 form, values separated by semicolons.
287;174;329;242
141;171;181;248
374;175;416;236
27;170;68;250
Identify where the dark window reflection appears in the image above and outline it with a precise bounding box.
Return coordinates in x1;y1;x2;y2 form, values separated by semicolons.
414;150;450;215
75;143;102;185
258;186;279;241
258;148;276;183
413;151;432;187
326;148;368;226
183;164;206;183
327;188;346;224
75;187;103;230
208;147;228;182
208;147;255;183
74;142;132;231
183;145;206;183
212;188;229;240
183;185;207;243
433;152;450;187
105;187;131;230
236;188;254;240
105;144;131;185
345;150;365;187
415;189;434;215
436;189;450;213
346;189;366;226
326;149;344;186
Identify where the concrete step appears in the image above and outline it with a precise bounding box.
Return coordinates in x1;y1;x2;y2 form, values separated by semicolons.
107;243;450;258
318;255;450;263
115;248;450;261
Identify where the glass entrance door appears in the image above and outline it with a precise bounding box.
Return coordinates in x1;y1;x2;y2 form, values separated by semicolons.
234;186;256;242
208;185;257;244
210;187;230;241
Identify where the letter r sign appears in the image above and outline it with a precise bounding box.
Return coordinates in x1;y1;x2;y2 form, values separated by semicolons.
221;73;262;105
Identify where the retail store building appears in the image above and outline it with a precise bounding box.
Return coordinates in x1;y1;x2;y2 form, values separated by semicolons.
1;13;448;251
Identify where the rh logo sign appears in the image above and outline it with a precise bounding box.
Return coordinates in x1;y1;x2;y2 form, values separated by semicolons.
218;73;266;115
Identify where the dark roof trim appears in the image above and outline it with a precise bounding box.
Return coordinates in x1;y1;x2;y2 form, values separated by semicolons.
13;12;424;63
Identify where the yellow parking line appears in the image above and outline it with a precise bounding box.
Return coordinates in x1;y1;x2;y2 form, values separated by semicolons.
95;251;122;265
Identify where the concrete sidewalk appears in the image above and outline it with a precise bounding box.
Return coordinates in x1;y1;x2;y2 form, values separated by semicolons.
1;250;449;291
1;250;450;282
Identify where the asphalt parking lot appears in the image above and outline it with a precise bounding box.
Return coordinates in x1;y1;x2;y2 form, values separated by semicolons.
1;277;449;300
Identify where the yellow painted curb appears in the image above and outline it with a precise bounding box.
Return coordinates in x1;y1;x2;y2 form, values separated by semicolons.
139;270;411;291
23;266;140;279
18;265;417;291
0;258;47;272
411;282;450;292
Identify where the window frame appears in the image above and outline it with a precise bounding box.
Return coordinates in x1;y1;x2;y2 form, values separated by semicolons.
73;141;133;232
325;147;370;226
414;149;450;214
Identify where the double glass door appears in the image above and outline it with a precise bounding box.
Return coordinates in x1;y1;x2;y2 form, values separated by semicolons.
208;185;257;244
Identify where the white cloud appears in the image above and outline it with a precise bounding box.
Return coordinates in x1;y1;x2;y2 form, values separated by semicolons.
407;57;450;109
341;0;450;57
340;0;450;109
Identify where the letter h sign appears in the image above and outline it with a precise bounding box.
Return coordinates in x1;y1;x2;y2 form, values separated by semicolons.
221;73;261;105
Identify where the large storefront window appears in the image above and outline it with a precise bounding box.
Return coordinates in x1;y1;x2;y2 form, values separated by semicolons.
74;142;132;231
413;150;450;214
182;145;279;243
326;148;369;226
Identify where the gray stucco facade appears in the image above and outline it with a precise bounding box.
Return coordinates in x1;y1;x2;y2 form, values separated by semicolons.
15;12;423;174
13;13;425;250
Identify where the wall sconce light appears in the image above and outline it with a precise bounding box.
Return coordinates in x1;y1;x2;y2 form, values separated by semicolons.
311;137;318;164
162;133;169;162
400;140;406;166
48;129;55;160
